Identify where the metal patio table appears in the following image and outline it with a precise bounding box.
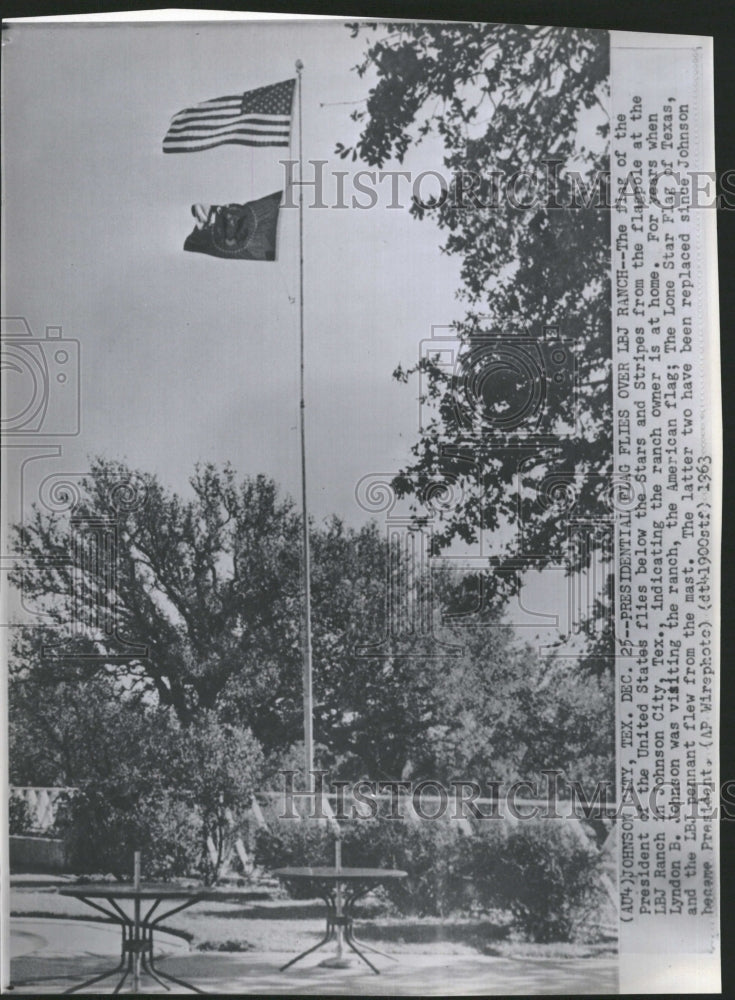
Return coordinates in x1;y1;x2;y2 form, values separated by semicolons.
274;866;407;974
58;882;211;994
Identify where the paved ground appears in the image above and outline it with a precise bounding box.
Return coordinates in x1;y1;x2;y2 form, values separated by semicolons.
12;916;189;958
9;917;618;995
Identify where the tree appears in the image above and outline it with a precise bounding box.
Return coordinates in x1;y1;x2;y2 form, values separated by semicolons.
429;634;614;788
11;460;473;771
9;665;264;881
341;23;615;662
8;667;151;787
11;457;611;788
381;565;613;789
11;459;305;745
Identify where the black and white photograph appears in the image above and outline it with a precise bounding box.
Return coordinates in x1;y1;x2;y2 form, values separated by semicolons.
0;9;721;995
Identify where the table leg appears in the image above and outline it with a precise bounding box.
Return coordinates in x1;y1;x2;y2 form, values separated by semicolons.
63;903;128;995
335;879;345;961
348;934;399;962
280;891;337;971
346;892;398;962
132;896;141;993
63;960;127;995
132;924;169;992
140;953;171;992
343;930;380;974
279;924;335;971
144;898;209;994
341;886;384;974
145;956;207;995
112;958;132;994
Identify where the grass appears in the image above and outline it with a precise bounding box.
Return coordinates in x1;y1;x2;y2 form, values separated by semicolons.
10;874;617;959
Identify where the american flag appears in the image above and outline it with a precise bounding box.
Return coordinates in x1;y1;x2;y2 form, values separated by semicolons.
163;78;295;154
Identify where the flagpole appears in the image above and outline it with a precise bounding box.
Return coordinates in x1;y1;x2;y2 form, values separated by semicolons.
295;59;315;787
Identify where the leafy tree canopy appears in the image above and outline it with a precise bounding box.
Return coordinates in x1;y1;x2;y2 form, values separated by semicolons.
10;458;611;785
341;23;614;655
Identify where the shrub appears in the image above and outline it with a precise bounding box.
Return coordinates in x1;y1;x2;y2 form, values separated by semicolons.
342;818;469;916
469;821;604;942
56;787;202;880
174;713;263;884
254;818;333;898
255;815;470;916
9;795;35;835
255;813;604;938
53;707;263;884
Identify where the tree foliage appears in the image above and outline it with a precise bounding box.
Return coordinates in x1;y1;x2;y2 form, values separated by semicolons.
11;459;611;786
12;459;307;741
9;672;261;882
342;22;614;662
11;460;489;773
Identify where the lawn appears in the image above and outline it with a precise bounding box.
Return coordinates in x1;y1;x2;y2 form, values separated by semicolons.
10;874;616;960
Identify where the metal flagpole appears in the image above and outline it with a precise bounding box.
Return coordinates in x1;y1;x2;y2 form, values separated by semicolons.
294;72;344;964
295;60;314;786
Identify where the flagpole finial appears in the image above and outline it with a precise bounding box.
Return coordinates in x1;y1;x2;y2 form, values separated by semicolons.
295;59;304;73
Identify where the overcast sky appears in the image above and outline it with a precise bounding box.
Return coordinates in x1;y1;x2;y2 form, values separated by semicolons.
3;18;464;525
2;16;573;639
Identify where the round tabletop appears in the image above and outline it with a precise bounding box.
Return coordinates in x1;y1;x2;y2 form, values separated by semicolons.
273;866;407;881
59;883;211;900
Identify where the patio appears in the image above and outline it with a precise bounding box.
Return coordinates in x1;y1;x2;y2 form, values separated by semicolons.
10;915;618;995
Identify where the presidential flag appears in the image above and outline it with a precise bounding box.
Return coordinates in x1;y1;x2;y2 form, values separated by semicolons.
163;79;295;153
183;192;282;260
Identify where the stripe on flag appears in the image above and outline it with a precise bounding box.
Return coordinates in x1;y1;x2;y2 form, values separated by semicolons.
163;78;295;153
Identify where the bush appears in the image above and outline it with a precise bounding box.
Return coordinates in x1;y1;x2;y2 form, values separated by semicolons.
175;713;263;884
53;706;263;884
56;787;202;880
255;816;470;916
9;795;35;835
255;813;604;937
470;821;604;942
253;816;332;897
343;819;470;916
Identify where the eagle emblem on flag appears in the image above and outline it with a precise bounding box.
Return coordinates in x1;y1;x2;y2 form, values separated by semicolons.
183;192;282;260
